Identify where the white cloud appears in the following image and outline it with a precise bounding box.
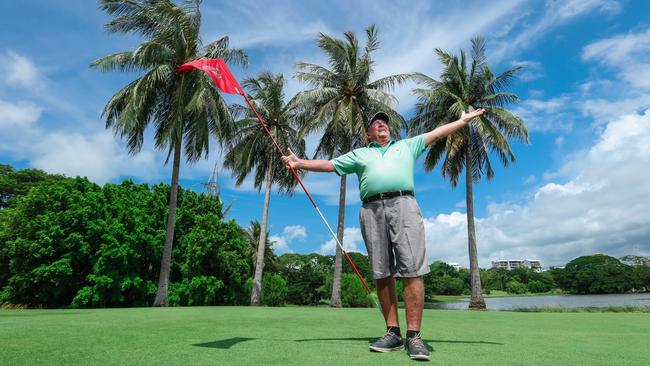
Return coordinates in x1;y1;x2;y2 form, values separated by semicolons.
30;130;159;184
319;227;365;255
582;28;650;66
523;175;536;184
491;0;620;60
0;51;195;185
202;0;529;114
423;109;650;268
579;94;650;125
511;96;574;132
577;28;650;124
511;60;544;81
582;28;650;89
202;1;333;48
370;0;527;111
268;235;292;255
553;0;620;19
0;99;42;128
282;225;307;242
1;51;43;89
269;224;308;254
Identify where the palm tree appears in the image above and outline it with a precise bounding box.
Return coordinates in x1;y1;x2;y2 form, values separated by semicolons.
223;72;305;306
291;25;410;307
245;220;278;273
410;37;529;309
92;0;247;306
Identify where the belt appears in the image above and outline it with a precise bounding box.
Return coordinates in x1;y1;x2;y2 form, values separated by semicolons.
362;190;414;203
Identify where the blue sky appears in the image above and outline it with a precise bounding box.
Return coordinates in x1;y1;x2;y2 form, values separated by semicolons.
1;0;650;268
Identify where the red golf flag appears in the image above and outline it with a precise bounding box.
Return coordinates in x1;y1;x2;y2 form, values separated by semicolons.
176;59;243;95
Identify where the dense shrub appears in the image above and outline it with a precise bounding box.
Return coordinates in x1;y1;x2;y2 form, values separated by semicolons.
527;280;549;293
341;273;372;307
506;280;527;294
262;273;287;306
0;166;251;308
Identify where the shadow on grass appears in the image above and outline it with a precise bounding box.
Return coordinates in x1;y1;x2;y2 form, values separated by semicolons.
295;337;503;347
193;337;256;349
192;336;503;350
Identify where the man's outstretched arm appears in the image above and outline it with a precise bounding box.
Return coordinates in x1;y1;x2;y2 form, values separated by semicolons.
423;108;486;146
281;148;335;172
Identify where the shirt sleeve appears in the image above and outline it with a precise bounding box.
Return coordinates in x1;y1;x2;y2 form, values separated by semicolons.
405;134;427;159
330;150;359;176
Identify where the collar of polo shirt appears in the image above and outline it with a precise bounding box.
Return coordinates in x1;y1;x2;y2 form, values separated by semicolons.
368;140;395;148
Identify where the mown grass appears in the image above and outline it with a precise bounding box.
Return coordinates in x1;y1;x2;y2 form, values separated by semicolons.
1;306;649;365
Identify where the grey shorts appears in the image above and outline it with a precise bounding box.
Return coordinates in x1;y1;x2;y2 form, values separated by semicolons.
359;195;429;279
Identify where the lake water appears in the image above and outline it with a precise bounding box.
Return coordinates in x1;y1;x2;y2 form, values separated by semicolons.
426;293;650;310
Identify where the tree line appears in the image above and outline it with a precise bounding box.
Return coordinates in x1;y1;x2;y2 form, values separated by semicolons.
2;165;648;308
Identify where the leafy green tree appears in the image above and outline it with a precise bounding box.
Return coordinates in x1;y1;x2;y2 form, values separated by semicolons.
548;267;569;290
564;255;633;294
0;165;63;209
341;273;373;307
71;180;166;307
2;166;67;293
485;268;510;291
245;220;278;274
509;267;533;284
0;165;252;308
93;0;247;306
277;253;331;305
184;275;224;306
632;266;650;292
424;261;469;297
2;178;103;307
410;37;529;309
533;271;556;291
223;72;305;306
179;216;251;305
262;272;287;306
527;280;549;293
341;251;373;287
292;25;409;307
506;279;527;294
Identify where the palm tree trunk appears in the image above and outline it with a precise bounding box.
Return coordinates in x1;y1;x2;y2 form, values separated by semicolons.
153;142;182;307
466;151;486;310
330;175;346;307
250;163;274;306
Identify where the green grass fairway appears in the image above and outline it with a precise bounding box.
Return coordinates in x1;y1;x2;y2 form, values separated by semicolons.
2;307;648;365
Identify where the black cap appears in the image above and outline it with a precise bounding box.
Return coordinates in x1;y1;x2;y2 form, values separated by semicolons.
366;111;390;130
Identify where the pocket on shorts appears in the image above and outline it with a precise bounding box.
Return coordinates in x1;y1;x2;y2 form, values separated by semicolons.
401;196;422;228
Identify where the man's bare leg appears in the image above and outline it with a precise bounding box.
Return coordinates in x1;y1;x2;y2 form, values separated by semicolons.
376;276;399;327
403;276;424;331
402;276;430;359
368;276;404;352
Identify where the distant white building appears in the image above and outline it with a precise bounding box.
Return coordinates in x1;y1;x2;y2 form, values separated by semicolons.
491;259;542;272
619;255;650;267
447;262;461;271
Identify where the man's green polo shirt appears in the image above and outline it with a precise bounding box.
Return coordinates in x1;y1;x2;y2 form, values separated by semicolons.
330;134;427;201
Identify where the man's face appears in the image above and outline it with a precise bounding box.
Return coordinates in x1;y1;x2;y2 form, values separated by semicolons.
366;119;390;143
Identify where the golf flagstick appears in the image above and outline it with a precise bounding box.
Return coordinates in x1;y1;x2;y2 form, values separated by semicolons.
176;59;378;307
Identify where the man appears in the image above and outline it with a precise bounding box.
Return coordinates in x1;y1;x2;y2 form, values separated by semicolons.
281;108;485;361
